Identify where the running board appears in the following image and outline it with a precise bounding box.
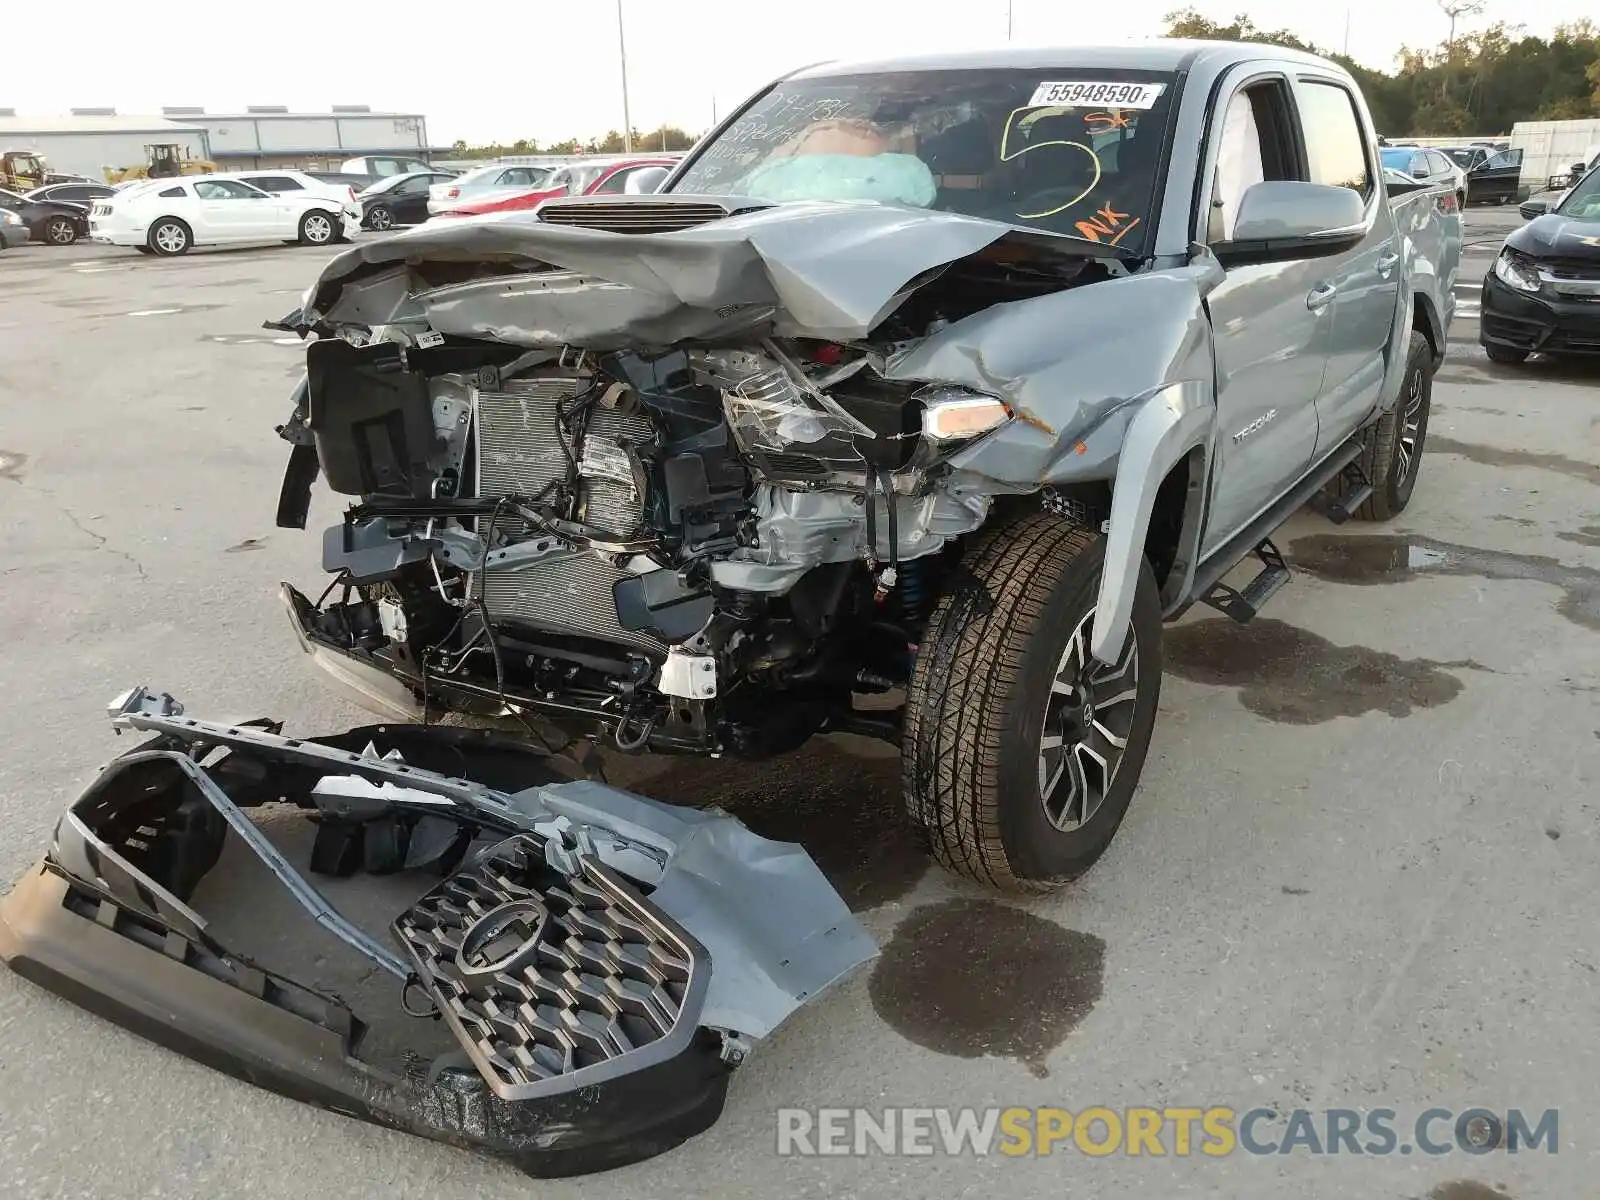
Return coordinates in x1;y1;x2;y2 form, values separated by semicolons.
1308;458;1373;526
1200;538;1290;624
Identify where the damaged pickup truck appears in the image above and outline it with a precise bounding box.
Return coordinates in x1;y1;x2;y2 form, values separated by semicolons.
0;41;1461;1182
274;43;1459;892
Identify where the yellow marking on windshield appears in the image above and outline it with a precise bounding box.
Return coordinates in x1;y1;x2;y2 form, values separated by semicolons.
999;106;1102;220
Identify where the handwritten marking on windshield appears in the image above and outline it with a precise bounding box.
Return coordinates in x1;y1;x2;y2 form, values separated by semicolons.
999;106;1102;220
1085;110;1133;132
1074;203;1141;245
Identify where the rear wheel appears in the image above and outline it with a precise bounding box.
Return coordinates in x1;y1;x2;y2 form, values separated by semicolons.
147;218;191;256
1483;342;1529;365
366;204;394;231
298;210;336;246
1353;329;1432;520
44;216;78;245
902;511;1163;892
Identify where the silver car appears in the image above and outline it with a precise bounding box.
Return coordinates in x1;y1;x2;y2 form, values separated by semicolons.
427;163;552;215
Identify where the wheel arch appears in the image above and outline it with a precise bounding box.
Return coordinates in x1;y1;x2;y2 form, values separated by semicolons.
1089;380;1215;664
1411;289;1444;369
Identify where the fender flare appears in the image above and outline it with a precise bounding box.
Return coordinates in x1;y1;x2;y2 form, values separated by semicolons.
1374;261;1417;416
1090;380;1214;664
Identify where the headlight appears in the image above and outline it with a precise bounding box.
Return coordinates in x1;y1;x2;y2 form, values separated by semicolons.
917;385;1012;442
0;211;20;225
1493;250;1542;293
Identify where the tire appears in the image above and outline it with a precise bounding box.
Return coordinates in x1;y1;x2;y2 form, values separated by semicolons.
44;216;78;245
1483;342;1529;365
902;511;1164;892
366;204;393;231
1352;330;1432;521
298;209;336;246
147;218;191;256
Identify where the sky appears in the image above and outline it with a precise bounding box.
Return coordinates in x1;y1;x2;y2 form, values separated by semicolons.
5;0;1595;146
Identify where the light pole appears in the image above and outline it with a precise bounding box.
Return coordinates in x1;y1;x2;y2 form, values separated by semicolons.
617;0;633;152
1007;0;1013;40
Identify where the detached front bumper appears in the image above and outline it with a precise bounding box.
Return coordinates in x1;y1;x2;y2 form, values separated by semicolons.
0;686;874;1176
1481;272;1600;355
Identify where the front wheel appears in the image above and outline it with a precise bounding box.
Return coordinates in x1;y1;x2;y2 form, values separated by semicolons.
44;216;78;245
902;511;1164;892
366;204;393;231
298;210;336;246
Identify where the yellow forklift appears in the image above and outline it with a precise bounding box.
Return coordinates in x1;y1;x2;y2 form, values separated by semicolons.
1;150;48;192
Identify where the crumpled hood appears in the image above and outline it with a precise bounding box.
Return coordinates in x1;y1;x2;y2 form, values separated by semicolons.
303;200;1089;343
1506;212;1600;260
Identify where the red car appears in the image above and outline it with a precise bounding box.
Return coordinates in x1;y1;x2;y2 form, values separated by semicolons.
439;157;675;218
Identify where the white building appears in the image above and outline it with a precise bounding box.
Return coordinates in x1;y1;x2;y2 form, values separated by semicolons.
164;106;444;171
0;110;209;181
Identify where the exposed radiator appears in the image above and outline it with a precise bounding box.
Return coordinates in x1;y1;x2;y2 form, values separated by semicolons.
472;377;662;655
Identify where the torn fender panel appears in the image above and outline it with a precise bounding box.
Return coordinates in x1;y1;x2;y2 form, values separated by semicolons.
899;258;1224;490
302;202;1112;344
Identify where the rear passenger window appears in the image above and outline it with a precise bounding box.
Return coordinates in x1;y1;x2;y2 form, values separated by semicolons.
159;186;185;197
1296;81;1371;198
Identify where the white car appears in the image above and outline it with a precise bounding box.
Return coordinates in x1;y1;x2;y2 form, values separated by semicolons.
88;174;361;256
227;169;360;213
427;163;552;215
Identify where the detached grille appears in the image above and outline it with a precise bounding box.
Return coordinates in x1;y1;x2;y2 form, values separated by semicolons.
393;834;706;1100
538;200;739;234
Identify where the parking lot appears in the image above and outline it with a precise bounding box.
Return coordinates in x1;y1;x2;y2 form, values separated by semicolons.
0;207;1597;1199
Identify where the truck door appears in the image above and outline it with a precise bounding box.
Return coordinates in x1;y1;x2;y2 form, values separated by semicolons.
1196;73;1328;557
1292;76;1402;459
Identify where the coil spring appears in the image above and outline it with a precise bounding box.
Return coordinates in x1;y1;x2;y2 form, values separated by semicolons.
899;558;928;621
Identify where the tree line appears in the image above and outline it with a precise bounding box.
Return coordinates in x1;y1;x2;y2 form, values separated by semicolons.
448;13;1600;155
1163;8;1600;135
450;125;698;160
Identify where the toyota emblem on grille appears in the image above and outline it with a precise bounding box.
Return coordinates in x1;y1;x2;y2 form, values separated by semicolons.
455;897;551;980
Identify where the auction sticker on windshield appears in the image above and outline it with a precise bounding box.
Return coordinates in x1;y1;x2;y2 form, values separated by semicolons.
1027;81;1166;109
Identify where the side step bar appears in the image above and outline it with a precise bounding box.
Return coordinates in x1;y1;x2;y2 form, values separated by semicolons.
1308;457;1373;526
1200;538;1290;624
1185;435;1366;625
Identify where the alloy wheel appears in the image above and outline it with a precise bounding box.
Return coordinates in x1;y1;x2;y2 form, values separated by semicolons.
155;223;187;253
1037;610;1140;831
47;218;75;244
1395;365;1426;483
370;207;392;230
305;214;332;243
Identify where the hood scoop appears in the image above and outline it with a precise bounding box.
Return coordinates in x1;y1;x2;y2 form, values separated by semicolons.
536;194;773;234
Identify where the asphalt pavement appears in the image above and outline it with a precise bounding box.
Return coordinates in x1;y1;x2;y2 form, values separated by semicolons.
0;207;1596;1200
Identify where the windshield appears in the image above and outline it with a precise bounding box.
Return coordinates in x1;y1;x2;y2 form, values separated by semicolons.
1556;168;1600;219
669;68;1181;251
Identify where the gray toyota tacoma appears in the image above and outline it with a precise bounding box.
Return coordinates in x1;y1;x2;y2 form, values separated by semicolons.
273;41;1460;893
0;40;1463;1179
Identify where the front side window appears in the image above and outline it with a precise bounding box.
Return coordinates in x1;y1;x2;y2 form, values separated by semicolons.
669;67;1181;251
1296;80;1371;197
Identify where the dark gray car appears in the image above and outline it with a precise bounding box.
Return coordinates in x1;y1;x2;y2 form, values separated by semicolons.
272;41;1460;893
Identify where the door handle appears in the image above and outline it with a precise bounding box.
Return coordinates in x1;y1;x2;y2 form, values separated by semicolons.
1376;250;1400;280
1306;282;1337;311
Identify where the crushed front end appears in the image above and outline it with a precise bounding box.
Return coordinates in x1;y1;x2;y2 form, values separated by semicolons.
0;687;874;1176
272;199;1129;756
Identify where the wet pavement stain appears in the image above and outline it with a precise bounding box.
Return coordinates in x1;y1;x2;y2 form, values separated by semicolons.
1281;885;1311;895
1163;618;1479;724
1490;515;1537;528
869;898;1104;1075
1288;533;1600;632
0;450;25;483
1428;435;1600;487
1427;1183;1512;1200
1558;525;1600;549
1431;373;1499;389
224;537;267;553
637;740;926;911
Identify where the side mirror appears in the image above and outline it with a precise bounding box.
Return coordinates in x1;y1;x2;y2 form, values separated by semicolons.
1573;162;1588;177
624;166;670;195
1519;198;1548;220
1411;165;1430;180
1231;181;1366;248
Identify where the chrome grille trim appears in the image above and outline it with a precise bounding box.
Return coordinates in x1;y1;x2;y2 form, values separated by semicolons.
537;201;736;234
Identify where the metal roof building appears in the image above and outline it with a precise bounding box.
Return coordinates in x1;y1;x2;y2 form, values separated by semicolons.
0;110;209;181
161;106;447;170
